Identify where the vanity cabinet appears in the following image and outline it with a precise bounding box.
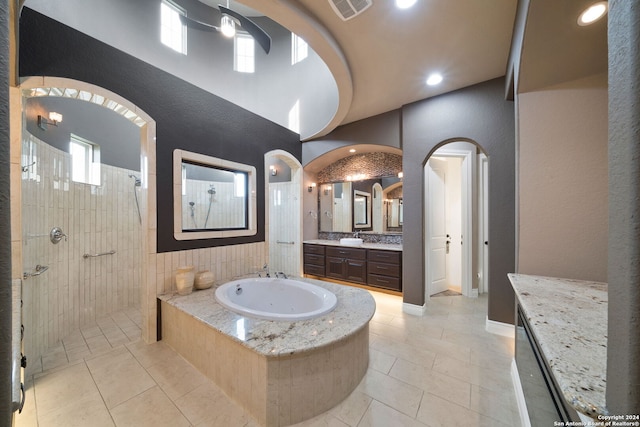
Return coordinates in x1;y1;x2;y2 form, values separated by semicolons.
303;244;325;277
367;249;402;291
325;246;367;284
303;243;402;291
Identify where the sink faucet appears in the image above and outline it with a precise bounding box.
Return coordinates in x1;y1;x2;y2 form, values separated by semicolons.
353;231;360;238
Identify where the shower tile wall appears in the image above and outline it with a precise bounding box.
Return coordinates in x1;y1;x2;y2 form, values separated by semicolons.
268;181;300;276
182;179;243;229
21;135;142;362
149;243;266;293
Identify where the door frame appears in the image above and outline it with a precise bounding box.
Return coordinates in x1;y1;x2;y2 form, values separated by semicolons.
424;147;474;301
478;153;489;294
265;149;303;277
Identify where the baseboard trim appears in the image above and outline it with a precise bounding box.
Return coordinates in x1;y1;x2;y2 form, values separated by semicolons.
511;359;531;427
485;316;515;338
403;302;426;316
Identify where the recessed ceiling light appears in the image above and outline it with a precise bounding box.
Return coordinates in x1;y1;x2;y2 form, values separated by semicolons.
426;73;443;86
349;149;356;153
578;1;608;26
396;0;417;9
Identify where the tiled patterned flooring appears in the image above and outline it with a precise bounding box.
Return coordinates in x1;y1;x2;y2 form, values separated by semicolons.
14;290;520;427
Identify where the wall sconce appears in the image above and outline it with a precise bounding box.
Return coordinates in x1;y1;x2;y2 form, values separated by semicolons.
308;182;316;192
270;165;277;176
398;171;404;179
37;112;63;130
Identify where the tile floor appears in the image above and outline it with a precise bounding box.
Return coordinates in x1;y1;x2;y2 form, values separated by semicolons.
14;290;520;427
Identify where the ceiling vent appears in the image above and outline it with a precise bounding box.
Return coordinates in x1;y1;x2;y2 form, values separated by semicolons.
328;0;372;21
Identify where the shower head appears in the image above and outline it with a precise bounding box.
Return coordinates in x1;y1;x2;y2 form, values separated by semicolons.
208;185;216;195
189;201;195;207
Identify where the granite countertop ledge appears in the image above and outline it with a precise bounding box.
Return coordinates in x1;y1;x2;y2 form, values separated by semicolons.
158;277;375;357
508;273;608;418
304;239;402;251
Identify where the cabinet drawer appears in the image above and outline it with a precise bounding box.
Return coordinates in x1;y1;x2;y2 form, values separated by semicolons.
368;261;400;278
367;249;401;264
303;244;325;255
304;253;325;266
326;246;366;260
367;274;402;291
304;263;325;277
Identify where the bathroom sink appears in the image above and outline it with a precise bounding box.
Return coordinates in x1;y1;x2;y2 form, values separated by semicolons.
339;238;363;246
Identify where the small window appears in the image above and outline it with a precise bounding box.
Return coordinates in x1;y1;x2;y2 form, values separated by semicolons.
234;34;255;73
70;134;100;186
288;100;300;134
291;33;308;65
161;0;187;54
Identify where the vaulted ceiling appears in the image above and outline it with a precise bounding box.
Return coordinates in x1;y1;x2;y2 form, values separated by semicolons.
203;0;607;138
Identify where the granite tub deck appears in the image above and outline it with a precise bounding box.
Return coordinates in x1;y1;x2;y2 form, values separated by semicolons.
158;278;375;427
509;274;608;418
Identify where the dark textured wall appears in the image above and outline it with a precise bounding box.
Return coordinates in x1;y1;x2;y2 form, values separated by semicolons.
607;0;640;413
402;78;516;324
18;8;301;252
1;1;13;424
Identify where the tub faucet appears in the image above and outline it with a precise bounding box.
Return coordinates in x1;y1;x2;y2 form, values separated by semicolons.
259;263;270;278
275;272;288;279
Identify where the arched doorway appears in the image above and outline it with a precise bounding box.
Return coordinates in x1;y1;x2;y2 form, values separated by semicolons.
265;150;303;277
16;76;156;364
423;140;488;301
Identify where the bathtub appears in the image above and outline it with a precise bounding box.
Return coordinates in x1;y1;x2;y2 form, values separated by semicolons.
215;277;337;321
159;278;374;426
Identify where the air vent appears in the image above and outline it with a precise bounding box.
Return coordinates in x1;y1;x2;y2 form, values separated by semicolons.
328;0;372;21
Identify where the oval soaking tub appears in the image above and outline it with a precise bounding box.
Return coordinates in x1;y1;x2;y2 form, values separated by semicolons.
215;277;338;321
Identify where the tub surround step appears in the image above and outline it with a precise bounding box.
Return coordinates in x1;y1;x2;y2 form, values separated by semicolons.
509;274;608;418
158;278;374;356
158;278;374;426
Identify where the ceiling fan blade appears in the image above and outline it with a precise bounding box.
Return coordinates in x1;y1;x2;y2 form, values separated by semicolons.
218;5;272;54
179;14;220;32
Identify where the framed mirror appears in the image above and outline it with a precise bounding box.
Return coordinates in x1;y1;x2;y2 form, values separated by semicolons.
173;149;256;240
318;178;402;233
353;190;371;228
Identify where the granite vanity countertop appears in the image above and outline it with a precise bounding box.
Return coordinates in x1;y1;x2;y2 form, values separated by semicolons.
158;278;375;357
303;239;402;251
508;273;608;418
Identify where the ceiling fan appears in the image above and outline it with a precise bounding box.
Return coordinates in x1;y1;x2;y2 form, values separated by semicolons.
179;3;272;54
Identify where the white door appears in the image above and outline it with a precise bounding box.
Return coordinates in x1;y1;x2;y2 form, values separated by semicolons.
428;157;449;295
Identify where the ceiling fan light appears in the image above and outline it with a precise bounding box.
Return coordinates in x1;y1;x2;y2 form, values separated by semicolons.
220;15;236;37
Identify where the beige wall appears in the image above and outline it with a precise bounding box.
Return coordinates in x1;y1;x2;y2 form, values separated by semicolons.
517;74;608;282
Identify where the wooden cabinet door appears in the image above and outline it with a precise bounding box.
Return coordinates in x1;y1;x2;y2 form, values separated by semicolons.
345;259;367;284
326;256;346;280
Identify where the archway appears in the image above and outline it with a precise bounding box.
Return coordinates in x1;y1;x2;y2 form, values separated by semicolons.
16;77;156;362
265;150;303;277
423;140;488;302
